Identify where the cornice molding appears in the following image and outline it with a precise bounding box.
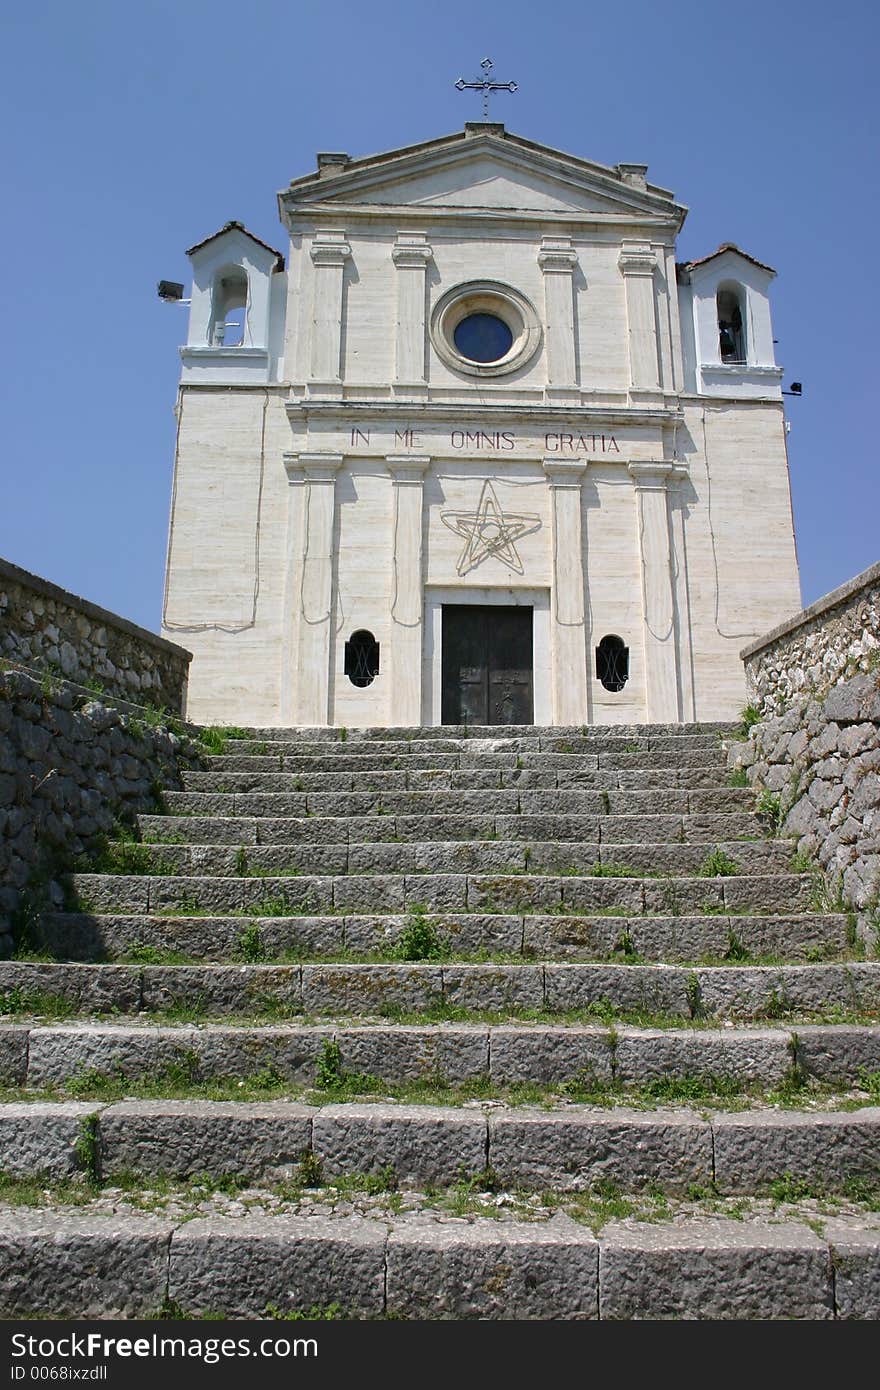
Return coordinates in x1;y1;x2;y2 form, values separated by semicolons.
180;346;268;361
288;202;681;235
286;399;684;429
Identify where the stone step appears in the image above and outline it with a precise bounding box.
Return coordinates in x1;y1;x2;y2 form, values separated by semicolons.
3;960;878;1020
201;747;726;774
165;784;752;813
4;1099;879;1195
227;721;738;742
1;1207;867;1319
173;779;738;818
37;911;851;964
141;810;763;846
69;871;818;917
6;1020;878;1088
218;733;728;758
122;839;792;880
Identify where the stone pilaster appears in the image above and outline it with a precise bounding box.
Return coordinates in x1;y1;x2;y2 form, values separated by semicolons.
628;460;679;722
538;237;579;401
543;459;589;724
283;452;343;726
309;231;351;391
392;234;433;390
618;242;660;391
386;455;429;726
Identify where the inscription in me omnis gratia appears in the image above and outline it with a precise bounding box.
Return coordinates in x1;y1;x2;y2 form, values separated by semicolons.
349;428;620;453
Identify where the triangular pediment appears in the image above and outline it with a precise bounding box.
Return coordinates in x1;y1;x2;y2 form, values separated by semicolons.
280;129;686;224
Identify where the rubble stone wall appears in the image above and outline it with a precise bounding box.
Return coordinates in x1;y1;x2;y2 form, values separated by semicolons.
0;558;192;715
741;561;880;716
729;567;880;943
0;666;204;955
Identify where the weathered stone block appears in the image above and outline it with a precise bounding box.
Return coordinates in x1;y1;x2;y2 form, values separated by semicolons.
489;1026;614;1084
614;1027;790;1085
302;963;443;1015
713;1109;880;1191
599;1220;832;1319
100;1100;313;1178
544;963;691;1016
0;1212;172;1318
0;1102;99;1178
336;1025;489;1083
386;1215;599;1319
442;964;543;1012
170;1215;387;1317
826;1219;880;1318
489;1107;712;1190
313;1103;487;1184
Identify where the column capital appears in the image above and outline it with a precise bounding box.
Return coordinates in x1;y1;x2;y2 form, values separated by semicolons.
283;452;344;483
542;458;586;487
618;242;656;277
386;454;431;482
392;234;434;267
538;236;579;274
310;231;351;266
627;460;672;489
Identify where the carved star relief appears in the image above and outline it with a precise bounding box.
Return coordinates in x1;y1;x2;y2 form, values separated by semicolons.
441;480;541;577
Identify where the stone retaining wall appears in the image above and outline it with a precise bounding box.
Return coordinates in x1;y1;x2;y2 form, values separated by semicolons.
0;666;205;954
0;558;192;715
730;565;880;941
741;561;880;716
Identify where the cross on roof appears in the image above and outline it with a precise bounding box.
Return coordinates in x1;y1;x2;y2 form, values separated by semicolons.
454;57;517;121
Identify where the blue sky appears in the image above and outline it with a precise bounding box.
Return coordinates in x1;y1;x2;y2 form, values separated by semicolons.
1;0;876;631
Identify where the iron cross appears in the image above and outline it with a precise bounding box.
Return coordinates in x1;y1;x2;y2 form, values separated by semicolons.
455;57;517;121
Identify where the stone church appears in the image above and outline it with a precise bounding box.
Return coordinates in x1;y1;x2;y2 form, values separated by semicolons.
161;122;801;728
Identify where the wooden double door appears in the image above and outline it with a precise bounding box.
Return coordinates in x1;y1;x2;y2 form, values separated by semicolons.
440;605;534;726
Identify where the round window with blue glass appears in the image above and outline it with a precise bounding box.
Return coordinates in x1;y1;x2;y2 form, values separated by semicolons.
453;313;514;364
430;281;541;377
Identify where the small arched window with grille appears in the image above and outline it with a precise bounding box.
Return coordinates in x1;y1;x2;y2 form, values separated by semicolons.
344;630;380;688
716;283;746;364
596;635;629;693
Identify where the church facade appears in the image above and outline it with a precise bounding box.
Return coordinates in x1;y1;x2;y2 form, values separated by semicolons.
161;123;801;728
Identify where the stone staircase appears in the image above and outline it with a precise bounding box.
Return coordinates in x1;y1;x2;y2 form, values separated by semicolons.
2;723;879;1319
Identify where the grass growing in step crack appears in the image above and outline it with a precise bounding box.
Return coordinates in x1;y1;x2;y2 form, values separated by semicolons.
588;862;641;878
83;839;171;877
610;929;642;961
123;944;194;966
728;768;749;788
197;726;249;755
724;929;751;962
234;923;267;962
755;789;784;834
698;848;741;878
0;987;77;1020
242;895;321;918
9;1068;880;1113
389;905;451;962
74;1113;101;1187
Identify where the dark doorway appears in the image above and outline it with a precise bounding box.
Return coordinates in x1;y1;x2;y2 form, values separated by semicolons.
441;605;534;725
